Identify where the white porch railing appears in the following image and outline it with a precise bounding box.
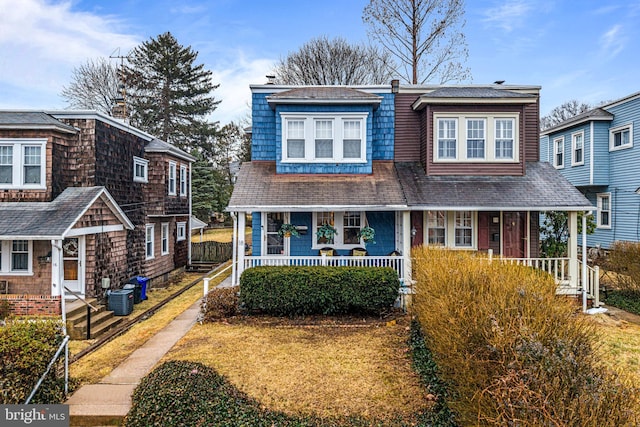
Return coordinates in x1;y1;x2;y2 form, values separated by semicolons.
500;257;600;305
243;255;405;279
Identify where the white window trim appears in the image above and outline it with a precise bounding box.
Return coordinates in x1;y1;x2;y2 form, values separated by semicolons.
161;222;170;255
177;222;187;241
0;240;33;275
179;164;187;196
596;193;612;229
423;211;477;250
465;118;487;160
145;224;155;260
433;114;519;163
133;156;149;183
311;211;367;250
0;138;47;190
609;123;633;151
571;131;584;166
280;113;368;164
168;161;177;195
553;136;565;169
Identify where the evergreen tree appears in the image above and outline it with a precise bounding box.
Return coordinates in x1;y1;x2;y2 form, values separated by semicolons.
123;32;220;152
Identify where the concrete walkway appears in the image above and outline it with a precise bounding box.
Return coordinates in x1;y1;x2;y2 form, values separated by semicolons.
66;276;231;426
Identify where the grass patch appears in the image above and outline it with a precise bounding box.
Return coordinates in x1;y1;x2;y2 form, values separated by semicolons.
162;314;431;424
591;314;640;389
69;266;228;386
191;227;251;243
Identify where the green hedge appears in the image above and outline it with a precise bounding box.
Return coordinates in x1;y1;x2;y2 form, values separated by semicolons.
239;266;400;316
0;318;66;404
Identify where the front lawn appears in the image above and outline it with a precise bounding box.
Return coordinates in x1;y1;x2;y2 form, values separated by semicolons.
162;315;431;424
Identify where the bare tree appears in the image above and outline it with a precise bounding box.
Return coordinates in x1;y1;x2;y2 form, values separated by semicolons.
61;58;121;114
273;36;394;85
363;0;470;84
541;100;593;130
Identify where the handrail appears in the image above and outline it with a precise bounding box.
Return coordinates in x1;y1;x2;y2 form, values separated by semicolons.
25;335;70;404
64;286;99;312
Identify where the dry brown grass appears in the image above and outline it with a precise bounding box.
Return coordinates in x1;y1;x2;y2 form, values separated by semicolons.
191;227;251;243
163;315;431;422
590;314;640;388
69;266;229;386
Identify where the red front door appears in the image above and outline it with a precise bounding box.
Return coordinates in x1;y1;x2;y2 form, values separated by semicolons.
503;212;526;258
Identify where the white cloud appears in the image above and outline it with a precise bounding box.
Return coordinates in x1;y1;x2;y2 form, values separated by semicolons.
0;0;139;108
600;24;626;58
482;0;534;32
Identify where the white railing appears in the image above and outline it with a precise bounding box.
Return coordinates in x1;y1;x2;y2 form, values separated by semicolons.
502;257;571;285
579;260;600;307
243;255;405;279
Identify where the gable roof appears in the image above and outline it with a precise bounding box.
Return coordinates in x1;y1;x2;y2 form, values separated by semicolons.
0;111;77;134
145;138;196;162
266;87;383;108
540;108;614;135
412;87;537;110
228;161;406;212
0;186;134;239
395;162;593;211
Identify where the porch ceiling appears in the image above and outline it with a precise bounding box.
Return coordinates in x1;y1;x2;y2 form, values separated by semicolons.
395;162;594;211
0;186;133;239
227;161;406;212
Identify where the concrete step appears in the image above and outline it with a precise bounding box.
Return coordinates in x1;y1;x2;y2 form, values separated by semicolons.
66;298;100;319
70;310;124;340
67;303;107;328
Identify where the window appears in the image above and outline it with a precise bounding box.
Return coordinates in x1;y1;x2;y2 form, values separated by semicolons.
597;193;611;228
177;222;186;241
610;124;633;151
466;119;485;159
281;113;367;163
133;157;148;183
180;165;187;196
454;212;473;247
0;240;32;274
161;223;169;255
495;119;514;159
434;115;519;162
437;119;457;159
312;211;366;249
0;139;46;189
426;211;446;245
145;224;155;259
553;137;564;168
168;161;176;195
572;131;584;166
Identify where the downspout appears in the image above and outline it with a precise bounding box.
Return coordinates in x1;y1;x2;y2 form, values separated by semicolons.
231;212;238;286
582;212;587;312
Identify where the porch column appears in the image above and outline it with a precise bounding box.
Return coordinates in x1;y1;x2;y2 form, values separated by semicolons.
231;212;238;286
582;212;588;312
51;239;63;297
237;212;246;285
568;211;578;288
402;211;412;283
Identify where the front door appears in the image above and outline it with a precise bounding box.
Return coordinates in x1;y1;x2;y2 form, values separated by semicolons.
503;212;526;258
62;237;85;296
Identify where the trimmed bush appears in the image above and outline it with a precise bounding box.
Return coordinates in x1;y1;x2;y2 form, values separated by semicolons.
240;266;399;316
412;247;639;426
201;286;239;322
0;318;66;404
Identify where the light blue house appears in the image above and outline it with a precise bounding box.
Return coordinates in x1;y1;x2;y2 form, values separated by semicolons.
540;91;640;249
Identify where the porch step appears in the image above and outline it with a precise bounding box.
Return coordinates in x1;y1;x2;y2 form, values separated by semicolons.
186;262;217;273
66;300;123;340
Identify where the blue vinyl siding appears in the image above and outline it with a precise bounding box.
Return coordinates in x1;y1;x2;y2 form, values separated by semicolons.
539;135;549;163
591;121;611;186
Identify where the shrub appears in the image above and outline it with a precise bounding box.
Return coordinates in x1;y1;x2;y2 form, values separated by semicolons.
0;318;66;404
0;299;11;321
240;266;399;316
608;240;640;292
411;247;639;426
201;286;239;322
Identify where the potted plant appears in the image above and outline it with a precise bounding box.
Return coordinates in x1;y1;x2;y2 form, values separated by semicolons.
357;226;376;244
278;223;300;238
316;223;337;243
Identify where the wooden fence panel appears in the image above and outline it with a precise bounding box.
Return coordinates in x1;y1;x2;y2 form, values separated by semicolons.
191;241;233;262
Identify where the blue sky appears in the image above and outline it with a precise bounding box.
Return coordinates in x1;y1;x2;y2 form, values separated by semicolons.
1;0;639;125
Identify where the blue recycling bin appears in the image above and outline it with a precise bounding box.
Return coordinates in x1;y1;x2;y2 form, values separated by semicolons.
135;276;148;301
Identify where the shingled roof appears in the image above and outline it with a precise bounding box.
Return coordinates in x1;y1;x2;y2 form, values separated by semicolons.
395;162;593;211
0;186;133;239
228;161;405;212
267;87;382;108
540;108;614;135
0;111;77;133
412;87;537;110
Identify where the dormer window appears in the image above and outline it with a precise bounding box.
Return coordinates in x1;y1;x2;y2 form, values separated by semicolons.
0;139;46;189
281;113;368;163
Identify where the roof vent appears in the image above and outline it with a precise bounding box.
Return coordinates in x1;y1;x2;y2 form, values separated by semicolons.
494;80;505;85
266;75;276;84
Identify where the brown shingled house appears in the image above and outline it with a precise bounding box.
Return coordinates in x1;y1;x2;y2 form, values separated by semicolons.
0;110;194;315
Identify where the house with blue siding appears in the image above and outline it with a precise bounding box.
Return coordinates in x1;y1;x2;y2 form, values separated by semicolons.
540;91;640;249
228;83;595;303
